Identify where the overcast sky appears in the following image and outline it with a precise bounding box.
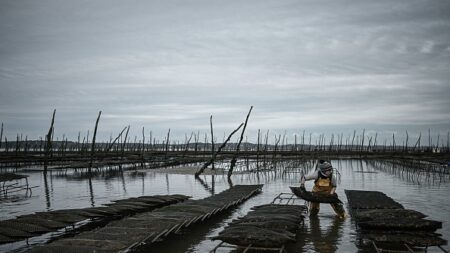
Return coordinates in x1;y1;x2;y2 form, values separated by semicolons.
1;0;449;145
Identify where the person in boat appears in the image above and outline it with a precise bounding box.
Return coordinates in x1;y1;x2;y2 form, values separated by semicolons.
300;160;346;218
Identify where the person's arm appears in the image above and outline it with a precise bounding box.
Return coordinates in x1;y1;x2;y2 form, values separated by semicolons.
300;170;318;186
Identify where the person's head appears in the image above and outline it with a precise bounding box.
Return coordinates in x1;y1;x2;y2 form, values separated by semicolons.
319;161;333;177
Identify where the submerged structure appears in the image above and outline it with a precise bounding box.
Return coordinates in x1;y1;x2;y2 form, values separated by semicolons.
0;173;34;197
0;194;189;245
28;184;263;253
211;203;307;253
345;190;447;253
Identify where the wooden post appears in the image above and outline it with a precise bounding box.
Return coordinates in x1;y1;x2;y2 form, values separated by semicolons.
273;134;280;161
106;126;127;152
413;132;421;152
210;116;215;170
351;130;356;151
44;109;56;174
228;106;253;180
195;123;244;177
89;111;102;171
256;129;260;168
77;131;81;153
24;136;28;155
63;137;68;156
346;136;349;151
0;122;3;150
15;134;19;156
317;134;320;151
329;133;334;151
164;129;170;160
294;133;297;152
428;128;432;152
183;132;193;157
405;130;409;152
361;129;365;152
141;126;145;166
203;133;208;153
263;130;269;167
437;134;440;151
301;130;305;151
309;133;312;151
86;130;90;153
392;133;396;152
121;126;130;159
60;134;64;156
373;133;378;151
149;131;152;151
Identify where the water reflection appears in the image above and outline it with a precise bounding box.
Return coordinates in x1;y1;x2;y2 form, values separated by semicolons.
308;216;344;253
120;169;127;194
0;159;449;253
138;211;235;253
88;177;94;207
369;160;448;186
195;176;215;195
128;171;146;195
43;173;51;210
165;173;170;194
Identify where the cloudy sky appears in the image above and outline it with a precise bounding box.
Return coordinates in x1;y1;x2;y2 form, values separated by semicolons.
1;0;449;145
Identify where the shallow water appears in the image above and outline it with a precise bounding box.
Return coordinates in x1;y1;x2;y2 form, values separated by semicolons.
0;159;449;253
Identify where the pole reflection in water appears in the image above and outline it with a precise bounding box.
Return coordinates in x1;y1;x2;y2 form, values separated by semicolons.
142;172;145;195
50;171;54;203
195;175;216;195
43;172;51;210
211;174;215;195
120;170;127;194
165;173;170;194
88;176;95;207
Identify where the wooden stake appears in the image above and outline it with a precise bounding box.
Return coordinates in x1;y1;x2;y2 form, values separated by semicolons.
413;132;421;151
256;129;260;167
361;129;365;152
106;126;128;152
44;109;56;174
392;133;396;151
195;123;243;177
121;126;130;158
210;115;215;170
0;122;3;149
89;111;102;171
405;130;409;152
351;130;356;151
164;128;170;160
141;126;145;166
228;106;253;179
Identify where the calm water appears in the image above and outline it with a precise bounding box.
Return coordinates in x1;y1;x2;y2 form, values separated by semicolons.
0;159;449;253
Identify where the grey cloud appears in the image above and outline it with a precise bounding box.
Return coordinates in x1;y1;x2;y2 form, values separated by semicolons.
0;0;449;142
